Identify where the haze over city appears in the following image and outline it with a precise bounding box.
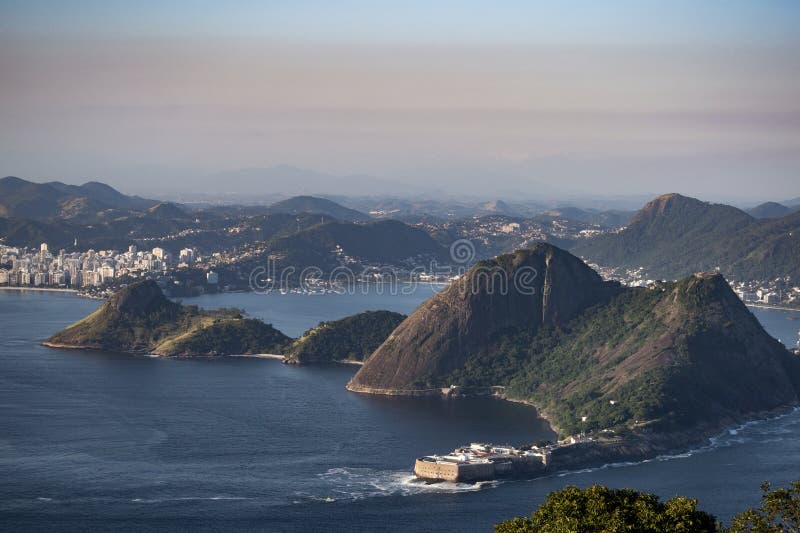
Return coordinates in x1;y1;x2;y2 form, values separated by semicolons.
2;0;800;202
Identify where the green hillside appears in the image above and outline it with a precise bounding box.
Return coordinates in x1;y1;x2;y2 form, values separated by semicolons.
45;280;291;356
573;193;800;281
286;310;406;363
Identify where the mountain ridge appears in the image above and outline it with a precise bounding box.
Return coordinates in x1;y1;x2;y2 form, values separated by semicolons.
0;176;159;221
573;193;800;281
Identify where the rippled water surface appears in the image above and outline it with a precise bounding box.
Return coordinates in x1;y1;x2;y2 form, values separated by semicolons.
1;289;799;532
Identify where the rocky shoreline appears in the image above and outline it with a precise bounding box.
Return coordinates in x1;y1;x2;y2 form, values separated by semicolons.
348;382;800;476
544;404;800;475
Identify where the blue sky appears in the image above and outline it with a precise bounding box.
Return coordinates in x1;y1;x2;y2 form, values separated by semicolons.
1;1;799;200
3;1;799;46
0;0;800;46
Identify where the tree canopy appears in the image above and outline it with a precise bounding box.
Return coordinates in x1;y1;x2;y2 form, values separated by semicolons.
496;481;800;533
495;485;717;533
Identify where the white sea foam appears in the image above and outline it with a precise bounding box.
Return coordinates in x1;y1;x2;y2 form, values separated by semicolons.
313;407;800;502
553;406;800;479
313;467;500;501
131;496;252;503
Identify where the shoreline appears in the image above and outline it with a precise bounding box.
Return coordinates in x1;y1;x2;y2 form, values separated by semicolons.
348;383;800;475
746;302;800;312
42;344;366;366
229;353;285;360
0;286;78;294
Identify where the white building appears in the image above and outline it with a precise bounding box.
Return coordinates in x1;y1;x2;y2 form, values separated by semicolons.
179;248;195;263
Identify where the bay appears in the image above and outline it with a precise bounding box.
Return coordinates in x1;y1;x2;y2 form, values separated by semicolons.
1;288;799;532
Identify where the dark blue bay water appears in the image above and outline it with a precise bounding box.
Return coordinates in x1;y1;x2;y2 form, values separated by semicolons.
1;288;800;532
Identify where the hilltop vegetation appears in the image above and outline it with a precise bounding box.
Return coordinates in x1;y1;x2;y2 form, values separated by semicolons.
286;310;406;364
45;280;291;356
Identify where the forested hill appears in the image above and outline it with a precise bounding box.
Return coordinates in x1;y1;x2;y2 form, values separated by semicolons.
286;310;406;364
266;219;449;267
45;280;291;356
349;244;800;438
572;193;800;281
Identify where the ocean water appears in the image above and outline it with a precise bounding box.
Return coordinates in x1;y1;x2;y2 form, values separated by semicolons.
1;288;800;532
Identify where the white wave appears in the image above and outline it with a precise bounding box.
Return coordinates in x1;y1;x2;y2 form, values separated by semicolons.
131;496;252;503
554;407;800;479
313;467;500;501
310;408;800;502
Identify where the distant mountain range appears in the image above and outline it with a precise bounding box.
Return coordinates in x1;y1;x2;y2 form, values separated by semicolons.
335;196;549;221
266;195;369;222
573;193;800;281
537;207;636;228
4;176;799;285
0;176;158;221
201;165;400;197
746;201;800;219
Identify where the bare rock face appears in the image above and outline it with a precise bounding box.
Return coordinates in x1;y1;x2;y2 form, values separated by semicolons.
347;243;621;393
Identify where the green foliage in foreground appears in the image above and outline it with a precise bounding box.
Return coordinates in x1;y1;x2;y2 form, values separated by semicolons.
495;481;800;533
495;485;717;533
728;481;800;533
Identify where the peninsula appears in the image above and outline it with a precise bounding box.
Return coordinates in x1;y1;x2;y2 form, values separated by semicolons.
349;243;800;465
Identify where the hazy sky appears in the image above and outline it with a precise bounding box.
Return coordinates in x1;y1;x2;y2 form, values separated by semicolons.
1;1;799;201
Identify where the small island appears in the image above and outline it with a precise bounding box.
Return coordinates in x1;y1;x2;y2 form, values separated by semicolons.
43;280;293;356
285;310;406;364
43;280;402;362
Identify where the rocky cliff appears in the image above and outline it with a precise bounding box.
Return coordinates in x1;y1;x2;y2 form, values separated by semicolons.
347;243;621;393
